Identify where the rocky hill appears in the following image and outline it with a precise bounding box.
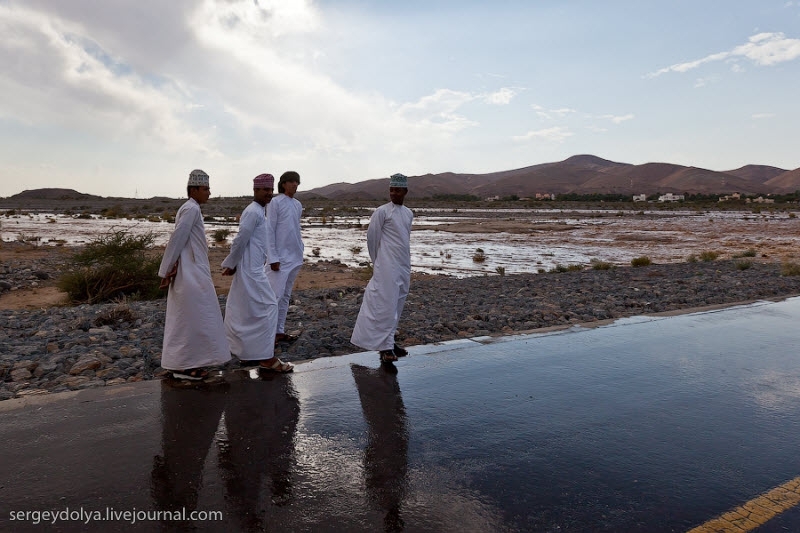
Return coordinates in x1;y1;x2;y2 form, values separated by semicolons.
4;155;799;204
300;155;800;200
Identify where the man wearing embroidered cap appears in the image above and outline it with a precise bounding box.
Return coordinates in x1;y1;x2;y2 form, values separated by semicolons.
351;173;414;364
221;173;293;372
267;170;305;345
158;169;230;380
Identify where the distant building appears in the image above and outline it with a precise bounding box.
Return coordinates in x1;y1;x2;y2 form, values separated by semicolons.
657;193;684;202
747;196;775;204
632;194;647;202
486;195;500;201
718;193;741;202
535;193;555;200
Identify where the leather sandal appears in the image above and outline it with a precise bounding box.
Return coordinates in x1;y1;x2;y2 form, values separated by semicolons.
275;333;300;345
379;350;398;363
258;358;294;373
171;368;208;381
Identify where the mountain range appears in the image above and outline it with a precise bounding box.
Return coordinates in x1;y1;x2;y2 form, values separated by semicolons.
5;155;800;202
301;155;800;200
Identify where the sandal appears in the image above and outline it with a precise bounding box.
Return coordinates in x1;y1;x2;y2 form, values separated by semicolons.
379;350;398;363
275;333;300;345
171;368;208;381
393;344;408;357
259;358;294;373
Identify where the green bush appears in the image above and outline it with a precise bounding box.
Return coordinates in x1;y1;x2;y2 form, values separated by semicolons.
699;250;720;262
57;229;162;304
590;259;613;270
212;228;232;243
735;260;752;271
781;262;800;276
733;248;757;258
631;256;652;267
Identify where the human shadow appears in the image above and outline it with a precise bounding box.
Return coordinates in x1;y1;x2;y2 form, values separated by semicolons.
217;371;301;531
351;364;409;532
151;380;228;530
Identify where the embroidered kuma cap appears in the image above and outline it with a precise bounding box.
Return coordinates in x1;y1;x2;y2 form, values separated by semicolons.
389;173;408;188
253;173;274;188
188;169;210;187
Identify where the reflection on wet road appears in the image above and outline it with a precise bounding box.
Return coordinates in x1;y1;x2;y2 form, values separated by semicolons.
3;298;800;531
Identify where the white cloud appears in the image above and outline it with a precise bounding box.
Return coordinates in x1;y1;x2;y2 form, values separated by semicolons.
512;127;573;142
0;4;216;154
752;113;776;119
733;32;800;65
483;87;517;105
601;114;635;124
531;105;576;120
646;32;800;77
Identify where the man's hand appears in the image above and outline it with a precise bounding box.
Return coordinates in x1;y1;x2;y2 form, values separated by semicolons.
222;267;236;276
270;262;280;271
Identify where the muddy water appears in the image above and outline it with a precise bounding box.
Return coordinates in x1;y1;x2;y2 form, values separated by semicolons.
3;208;799;277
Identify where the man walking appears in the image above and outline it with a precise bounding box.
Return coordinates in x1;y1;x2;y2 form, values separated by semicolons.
158;169;230;380
267;171;304;345
222;173;294;372
351;173;414;364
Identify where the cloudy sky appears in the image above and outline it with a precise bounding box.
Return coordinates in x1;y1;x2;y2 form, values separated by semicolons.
1;0;799;198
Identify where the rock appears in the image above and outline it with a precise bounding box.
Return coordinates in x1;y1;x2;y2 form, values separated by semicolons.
10;368;32;382
69;356;102;375
63;376;90;388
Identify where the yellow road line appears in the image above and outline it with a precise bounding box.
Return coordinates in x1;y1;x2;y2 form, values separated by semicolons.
688;475;800;532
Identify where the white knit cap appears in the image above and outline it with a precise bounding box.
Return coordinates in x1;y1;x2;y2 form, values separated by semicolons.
188;169;210;187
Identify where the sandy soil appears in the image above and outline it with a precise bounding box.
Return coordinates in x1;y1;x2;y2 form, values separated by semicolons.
0;245;383;310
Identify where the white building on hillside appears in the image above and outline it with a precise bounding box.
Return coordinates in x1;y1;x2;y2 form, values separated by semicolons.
658;193;684;202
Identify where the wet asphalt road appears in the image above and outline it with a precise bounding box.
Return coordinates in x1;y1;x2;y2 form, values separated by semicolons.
2;297;800;532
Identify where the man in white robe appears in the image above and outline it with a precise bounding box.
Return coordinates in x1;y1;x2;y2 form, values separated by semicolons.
267;171;305;345
351;173;414;364
222;174;293;372
158;169;230;380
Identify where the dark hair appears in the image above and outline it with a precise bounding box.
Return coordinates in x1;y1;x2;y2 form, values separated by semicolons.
186;185;198;198
278;171;300;194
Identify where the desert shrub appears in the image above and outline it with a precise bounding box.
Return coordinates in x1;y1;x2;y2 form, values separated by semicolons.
781;262;800;276
732;248;757;258
549;264;568;273
57;229;162;304
734;260;752;271
631;256;652;267
566;264;583;272
590;259;613;270
686;254;698;263
472;248;486;263
312;247;321;257
350;246;362;256
495;266;506;276
699;251;720;262
212;228;232;243
356;263;374;280
94;299;140;326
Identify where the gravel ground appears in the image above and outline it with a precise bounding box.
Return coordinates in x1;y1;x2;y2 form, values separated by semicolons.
2;258;800;401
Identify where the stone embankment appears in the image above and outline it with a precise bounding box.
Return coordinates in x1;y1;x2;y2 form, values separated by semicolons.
3;259;800;400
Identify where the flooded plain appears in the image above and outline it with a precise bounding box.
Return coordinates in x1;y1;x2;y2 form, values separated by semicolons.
2;207;799;277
